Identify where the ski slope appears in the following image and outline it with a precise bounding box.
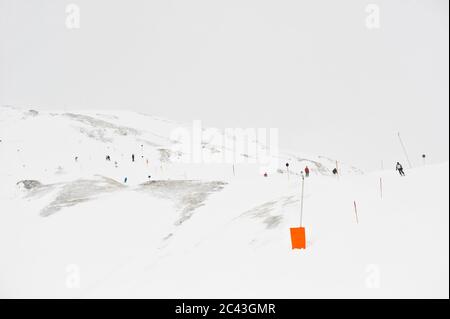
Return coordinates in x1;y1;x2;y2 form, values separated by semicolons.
0;106;448;298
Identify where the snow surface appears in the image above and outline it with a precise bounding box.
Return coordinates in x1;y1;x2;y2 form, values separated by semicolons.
0;106;448;298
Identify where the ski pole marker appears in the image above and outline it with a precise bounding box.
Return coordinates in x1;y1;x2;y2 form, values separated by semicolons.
291;174;306;250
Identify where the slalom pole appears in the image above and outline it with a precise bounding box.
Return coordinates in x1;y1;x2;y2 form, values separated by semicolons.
300;174;305;227
336;160;340;180
289;173;307;250
379;177;383;200
398;132;412;168
353;201;359;224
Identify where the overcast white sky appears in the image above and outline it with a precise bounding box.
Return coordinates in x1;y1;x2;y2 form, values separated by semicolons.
1;0;448;171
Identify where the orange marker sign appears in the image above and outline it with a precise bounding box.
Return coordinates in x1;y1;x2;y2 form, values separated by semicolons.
290;227;306;249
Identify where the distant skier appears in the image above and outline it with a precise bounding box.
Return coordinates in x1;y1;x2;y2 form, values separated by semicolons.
264;172;268;177
396;162;406;176
305;166;310;177
124;177;128;183
332;168;338;175
132;154;135;162
75;156;78;162
106;155;111;161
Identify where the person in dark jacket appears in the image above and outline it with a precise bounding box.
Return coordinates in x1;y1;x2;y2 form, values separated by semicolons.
305;166;310;177
396;162;405;176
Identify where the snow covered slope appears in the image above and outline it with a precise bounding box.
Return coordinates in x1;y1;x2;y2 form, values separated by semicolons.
0;106;448;298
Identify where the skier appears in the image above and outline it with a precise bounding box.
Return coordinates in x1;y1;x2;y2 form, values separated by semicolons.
106;155;111;161
124;177;128;183
132;154;135;162
305;166;310;177
75;156;78;162
263;172;268;177
396;162;406;176
332;168;338;175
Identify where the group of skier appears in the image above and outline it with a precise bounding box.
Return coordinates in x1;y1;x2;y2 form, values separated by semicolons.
72;151;151;184
264;162;407;178
75;152;408;183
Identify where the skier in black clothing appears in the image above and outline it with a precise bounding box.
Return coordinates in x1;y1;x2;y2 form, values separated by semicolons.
396;162;406;176
132;154;135;162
